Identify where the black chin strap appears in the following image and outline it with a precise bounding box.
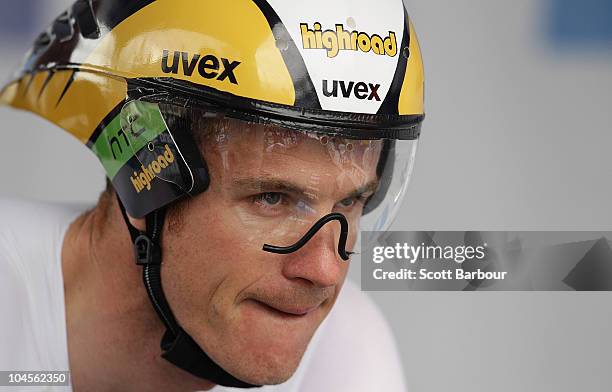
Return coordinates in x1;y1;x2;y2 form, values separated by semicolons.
116;194;260;388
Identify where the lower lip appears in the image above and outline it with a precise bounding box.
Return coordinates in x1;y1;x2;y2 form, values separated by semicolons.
247;299;319;320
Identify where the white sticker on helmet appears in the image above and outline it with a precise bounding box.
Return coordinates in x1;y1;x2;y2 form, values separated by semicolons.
266;0;405;114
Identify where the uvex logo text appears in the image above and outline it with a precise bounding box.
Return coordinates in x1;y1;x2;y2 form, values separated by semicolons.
161;50;241;85
322;80;381;101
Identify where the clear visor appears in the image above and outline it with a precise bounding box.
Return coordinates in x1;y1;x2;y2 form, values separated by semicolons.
120;98;418;257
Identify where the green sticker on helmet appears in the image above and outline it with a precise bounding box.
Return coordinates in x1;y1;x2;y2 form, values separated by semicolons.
91;101;168;180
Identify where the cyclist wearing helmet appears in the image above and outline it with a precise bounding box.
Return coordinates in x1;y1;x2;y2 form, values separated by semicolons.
0;0;424;390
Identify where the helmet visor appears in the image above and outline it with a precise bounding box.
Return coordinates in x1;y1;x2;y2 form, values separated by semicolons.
119;97;417;255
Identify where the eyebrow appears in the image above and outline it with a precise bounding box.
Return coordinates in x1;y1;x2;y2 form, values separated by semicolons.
232;176;380;200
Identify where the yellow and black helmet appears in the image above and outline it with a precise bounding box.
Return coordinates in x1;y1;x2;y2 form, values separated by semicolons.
1;0;424;218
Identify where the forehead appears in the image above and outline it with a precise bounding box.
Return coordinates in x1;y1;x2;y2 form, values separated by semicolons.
199;118;383;186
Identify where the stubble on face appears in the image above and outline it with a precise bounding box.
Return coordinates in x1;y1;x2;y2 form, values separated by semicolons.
162;196;346;385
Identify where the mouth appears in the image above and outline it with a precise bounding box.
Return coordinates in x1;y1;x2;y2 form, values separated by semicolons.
246;299;323;319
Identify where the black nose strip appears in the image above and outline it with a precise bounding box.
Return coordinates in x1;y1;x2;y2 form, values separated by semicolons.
262;213;352;261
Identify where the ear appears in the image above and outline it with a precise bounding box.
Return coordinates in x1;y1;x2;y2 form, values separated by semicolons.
127;214;147;232
109;187;147;232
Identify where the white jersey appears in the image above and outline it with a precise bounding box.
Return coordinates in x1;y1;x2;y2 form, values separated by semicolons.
0;198;406;392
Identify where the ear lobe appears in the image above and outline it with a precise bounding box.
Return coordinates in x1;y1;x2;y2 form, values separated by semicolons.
127;214;147;232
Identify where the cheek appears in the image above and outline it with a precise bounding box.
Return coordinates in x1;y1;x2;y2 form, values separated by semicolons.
160;200;256;328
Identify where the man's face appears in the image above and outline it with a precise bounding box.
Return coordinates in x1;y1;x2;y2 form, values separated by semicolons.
160;119;382;385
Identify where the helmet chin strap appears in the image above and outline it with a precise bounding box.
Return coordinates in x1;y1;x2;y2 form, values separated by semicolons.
116;194;260;389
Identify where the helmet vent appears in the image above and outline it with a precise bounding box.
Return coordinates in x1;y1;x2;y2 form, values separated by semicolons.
73;0;101;39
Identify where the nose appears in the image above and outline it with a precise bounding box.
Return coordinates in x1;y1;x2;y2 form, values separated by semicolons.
280;220;346;288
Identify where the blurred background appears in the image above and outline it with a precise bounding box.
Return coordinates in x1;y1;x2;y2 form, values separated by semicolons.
1;1;611;391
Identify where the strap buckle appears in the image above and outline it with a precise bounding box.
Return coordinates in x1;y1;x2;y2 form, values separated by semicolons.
134;234;161;266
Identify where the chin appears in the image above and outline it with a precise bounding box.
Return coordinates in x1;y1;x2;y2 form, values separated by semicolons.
236;351;304;385
190;318;315;386
208;336;306;385
184;296;327;386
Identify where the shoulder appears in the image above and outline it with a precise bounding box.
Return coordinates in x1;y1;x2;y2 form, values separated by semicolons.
0;198;87;371
333;278;391;328
0;197;86;275
0;197;87;257
300;279;407;391
0;197;88;234
0;197;88;291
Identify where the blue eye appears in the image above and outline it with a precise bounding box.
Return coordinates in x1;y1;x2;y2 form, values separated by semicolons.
259;192;282;206
339;198;355;207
